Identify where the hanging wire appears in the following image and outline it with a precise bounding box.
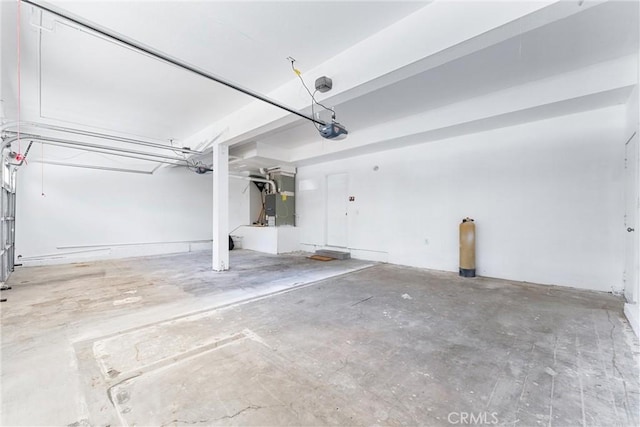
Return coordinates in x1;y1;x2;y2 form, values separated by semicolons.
289;58;335;130
169;138;212;174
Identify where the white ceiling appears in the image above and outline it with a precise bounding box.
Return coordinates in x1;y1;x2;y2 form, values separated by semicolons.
254;0;639;152
1;0;638;175
50;1;429;92
31;1;428;141
1;0;428;172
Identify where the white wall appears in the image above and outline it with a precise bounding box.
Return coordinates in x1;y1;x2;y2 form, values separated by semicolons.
623;41;640;336
249;183;264;226
228;178;252;233
0;0;16;119
15;165;249;265
233;225;299;254
298;106;627;292
625;84;639;302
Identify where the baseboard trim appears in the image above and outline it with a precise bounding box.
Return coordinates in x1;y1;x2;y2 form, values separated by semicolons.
18;241;212;266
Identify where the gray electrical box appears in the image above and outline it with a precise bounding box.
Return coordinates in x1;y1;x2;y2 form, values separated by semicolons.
265;193;295;226
315;76;333;93
272;174;295;193
265;171;295;226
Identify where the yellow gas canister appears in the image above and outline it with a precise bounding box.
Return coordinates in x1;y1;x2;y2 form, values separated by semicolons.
459;217;476;277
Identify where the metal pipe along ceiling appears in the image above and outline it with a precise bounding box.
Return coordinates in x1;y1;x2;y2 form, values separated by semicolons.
31;159;154;175
0;137;32;167
2;121;201;155
34;140;188;165
5;132;188;162
21;0;327;127
1;133;188;166
1;137;19;152
229;175;277;193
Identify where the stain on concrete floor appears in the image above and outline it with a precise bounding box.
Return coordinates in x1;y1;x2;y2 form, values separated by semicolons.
2;251;639;426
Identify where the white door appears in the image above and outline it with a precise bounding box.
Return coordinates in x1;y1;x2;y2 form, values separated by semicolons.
624;133;639;303
326;173;348;247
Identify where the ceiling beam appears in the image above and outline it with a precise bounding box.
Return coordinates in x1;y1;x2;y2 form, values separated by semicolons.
185;0;606;149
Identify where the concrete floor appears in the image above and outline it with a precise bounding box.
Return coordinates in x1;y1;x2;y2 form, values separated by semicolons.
1;250;638;426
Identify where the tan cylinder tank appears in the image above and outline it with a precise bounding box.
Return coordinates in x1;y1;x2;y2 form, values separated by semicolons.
459;217;476;277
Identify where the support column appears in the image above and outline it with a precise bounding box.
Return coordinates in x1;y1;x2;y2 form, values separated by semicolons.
212;142;229;271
